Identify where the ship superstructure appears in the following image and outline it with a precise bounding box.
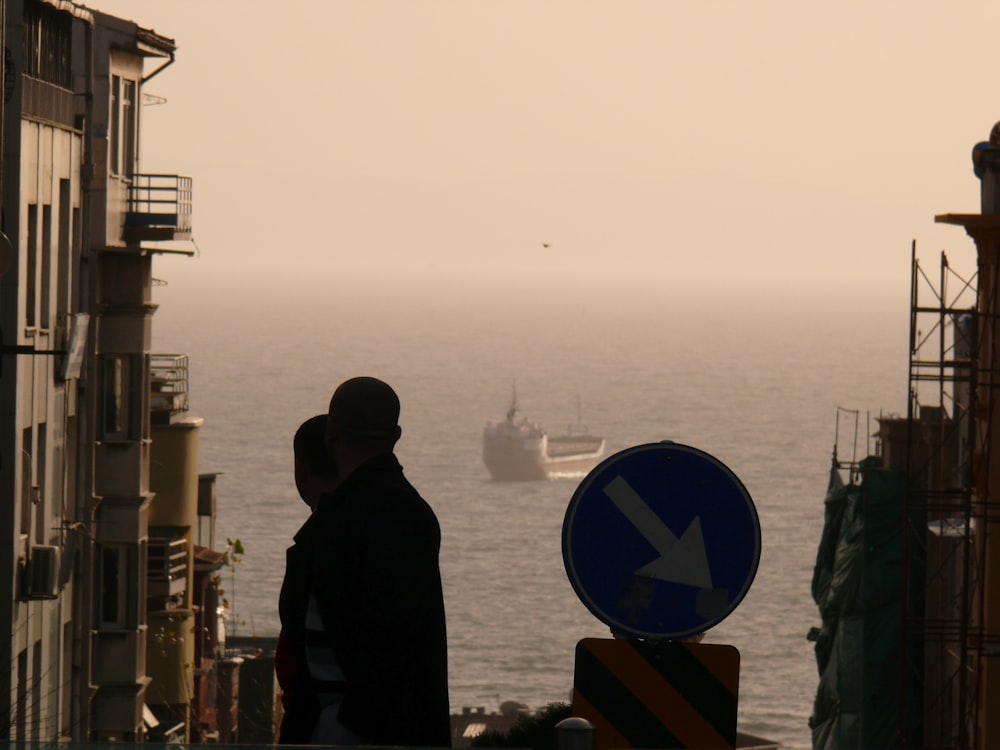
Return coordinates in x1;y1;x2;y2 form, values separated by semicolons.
483;389;605;481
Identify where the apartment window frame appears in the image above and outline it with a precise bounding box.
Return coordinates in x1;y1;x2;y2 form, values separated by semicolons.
22;1;72;89
102;356;124;436
26;203;37;327
99;544;127;628
57;179;71;322
99;543;143;629
34;423;46;545
101;354;146;440
122;79;136;175
110;76;119;175
40;204;52;329
21;429;32;536
109;75;137;178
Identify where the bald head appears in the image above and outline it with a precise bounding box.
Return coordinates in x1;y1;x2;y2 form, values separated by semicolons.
327;376;401;451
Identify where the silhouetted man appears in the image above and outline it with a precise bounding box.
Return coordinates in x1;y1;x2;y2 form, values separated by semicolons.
308;376;451;746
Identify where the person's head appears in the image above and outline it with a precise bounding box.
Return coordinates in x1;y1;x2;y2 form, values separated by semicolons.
326;377;402;472
293;414;338;510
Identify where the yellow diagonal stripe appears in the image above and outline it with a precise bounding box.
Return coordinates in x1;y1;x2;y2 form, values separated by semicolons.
610;641;731;749
572;689;633;750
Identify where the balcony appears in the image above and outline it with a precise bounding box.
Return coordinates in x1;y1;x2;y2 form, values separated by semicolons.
124;174;192;242
148;536;188;609
151;354;189;424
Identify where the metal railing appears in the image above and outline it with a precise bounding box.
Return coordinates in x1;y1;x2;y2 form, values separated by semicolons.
150;353;189;419
147;536;187;603
125;174;193;237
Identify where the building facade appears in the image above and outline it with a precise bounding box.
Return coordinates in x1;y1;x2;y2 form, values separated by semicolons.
0;0;221;741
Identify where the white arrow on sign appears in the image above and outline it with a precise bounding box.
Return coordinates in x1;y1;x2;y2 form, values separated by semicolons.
603;474;714;589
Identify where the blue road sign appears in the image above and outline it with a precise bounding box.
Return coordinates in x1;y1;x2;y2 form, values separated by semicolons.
562;441;761;640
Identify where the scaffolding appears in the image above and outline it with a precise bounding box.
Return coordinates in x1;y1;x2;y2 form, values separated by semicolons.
902;241;983;749
832;406;864;486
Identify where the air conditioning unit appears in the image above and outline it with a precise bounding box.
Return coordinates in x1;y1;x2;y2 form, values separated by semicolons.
26;545;60;600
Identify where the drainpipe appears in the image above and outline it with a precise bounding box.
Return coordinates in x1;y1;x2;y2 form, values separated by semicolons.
136;49;173;182
141;51;173;86
73;12;96;742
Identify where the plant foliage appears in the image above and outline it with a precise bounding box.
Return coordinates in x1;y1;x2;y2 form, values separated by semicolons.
470;702;573;750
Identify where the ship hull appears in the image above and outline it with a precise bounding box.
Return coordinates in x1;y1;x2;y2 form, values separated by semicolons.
483;434;605;481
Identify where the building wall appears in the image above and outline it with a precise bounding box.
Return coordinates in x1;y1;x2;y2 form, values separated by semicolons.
5;91;83;741
0;1;27;735
2;2;161;741
86;38;156;747
1;2;196;742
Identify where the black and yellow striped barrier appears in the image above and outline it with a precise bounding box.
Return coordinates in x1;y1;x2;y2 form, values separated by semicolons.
571;638;739;750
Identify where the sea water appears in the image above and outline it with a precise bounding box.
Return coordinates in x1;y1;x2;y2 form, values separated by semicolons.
150;267;909;750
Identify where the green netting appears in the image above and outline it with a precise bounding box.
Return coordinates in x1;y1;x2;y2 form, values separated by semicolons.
809;460;902;750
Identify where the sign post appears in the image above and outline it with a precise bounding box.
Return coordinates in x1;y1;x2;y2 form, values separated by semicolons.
562;441;761;749
563;441;760;640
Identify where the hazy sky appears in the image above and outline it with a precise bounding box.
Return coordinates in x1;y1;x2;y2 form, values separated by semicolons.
86;1;999;294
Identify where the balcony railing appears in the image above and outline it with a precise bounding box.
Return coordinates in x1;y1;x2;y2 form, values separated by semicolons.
148;536;188;608
124;174;192;242
151;353;189;423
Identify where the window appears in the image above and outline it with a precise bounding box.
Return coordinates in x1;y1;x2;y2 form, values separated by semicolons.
23;1;72;88
16;649;27;741
102;356;124;435
26;203;37;327
35;423;46;545
21;429;32;536
110;76;119;176
100;545;126;627
138;538;147;625
41;204;51;328
109;75;137;177
31;641;41;738
57;179;71;321
100;544;141;628
122;79;136;176
101;354;145;439
61;622;72;736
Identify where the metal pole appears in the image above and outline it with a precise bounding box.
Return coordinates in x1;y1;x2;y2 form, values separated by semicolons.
555;717;595;750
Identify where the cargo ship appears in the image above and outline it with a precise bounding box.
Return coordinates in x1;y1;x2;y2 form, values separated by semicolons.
483;390;605;481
